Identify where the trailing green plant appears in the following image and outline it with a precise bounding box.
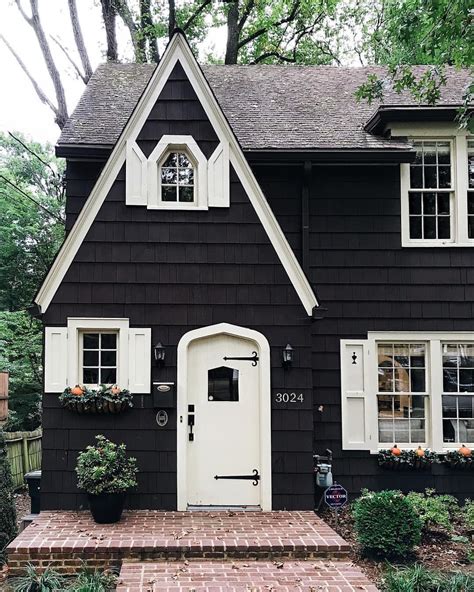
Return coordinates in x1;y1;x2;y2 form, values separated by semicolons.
12;563;64;592
76;435;138;496
67;565;117;591
352;489;422;558
378;448;439;470
59;385;133;415
406;489;459;531
0;428;18;564
444;450;474;469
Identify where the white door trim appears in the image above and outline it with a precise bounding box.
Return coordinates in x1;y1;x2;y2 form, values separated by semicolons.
177;323;272;511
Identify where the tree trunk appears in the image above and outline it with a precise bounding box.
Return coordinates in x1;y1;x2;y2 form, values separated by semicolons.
100;0;118;62
140;0;159;62
168;0;176;39
67;0;93;81
225;0;239;64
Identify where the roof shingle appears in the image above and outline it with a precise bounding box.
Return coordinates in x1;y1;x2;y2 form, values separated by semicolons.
58;64;471;151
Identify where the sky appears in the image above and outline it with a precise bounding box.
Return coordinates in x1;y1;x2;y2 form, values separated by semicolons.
0;0;226;145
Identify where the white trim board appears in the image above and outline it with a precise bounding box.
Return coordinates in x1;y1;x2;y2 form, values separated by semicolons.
35;31;318;316
176;323;272;511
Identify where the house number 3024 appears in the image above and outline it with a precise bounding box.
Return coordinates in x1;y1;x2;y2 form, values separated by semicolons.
274;392;304;403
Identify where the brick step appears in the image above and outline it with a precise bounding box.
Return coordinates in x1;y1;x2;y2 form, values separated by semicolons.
7;511;350;575
117;559;379;592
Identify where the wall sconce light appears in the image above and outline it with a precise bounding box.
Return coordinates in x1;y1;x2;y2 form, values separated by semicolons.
282;343;294;368
154;342;166;366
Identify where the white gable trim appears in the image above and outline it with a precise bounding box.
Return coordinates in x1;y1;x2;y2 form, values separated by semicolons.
35;32;318;315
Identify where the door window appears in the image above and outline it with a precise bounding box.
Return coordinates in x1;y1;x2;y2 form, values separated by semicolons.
208;366;239;402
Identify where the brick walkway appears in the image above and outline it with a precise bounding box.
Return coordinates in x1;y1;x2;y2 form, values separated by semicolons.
7;511;349;574
117;559;379;591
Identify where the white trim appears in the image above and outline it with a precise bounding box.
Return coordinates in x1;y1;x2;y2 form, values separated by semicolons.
176;323;272;511
35;32;318;315
397;125;473;247
126;140;148;206
147;135;208;210
208;142;230;207
67;318;129;388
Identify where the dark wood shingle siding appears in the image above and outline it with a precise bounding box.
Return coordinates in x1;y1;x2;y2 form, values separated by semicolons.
256;162;474;497
41;64;314;511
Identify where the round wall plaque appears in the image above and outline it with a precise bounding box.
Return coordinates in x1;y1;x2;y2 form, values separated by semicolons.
156;410;169;427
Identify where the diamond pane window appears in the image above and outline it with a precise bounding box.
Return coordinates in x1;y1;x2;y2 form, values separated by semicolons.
408;141;453;240
160;151;194;203
208;367;239;402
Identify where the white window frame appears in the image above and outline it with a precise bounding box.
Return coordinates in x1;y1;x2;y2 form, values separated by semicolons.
367;331;474;452
147;135;208;210
67;318;130;388
394;123;472;247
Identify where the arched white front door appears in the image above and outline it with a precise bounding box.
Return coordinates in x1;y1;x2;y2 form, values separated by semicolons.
177;324;271;510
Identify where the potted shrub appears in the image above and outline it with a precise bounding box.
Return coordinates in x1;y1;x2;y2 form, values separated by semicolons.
59;384;133;414
76;435;138;523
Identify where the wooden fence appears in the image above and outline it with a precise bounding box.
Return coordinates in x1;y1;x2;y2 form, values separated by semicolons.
4;429;42;489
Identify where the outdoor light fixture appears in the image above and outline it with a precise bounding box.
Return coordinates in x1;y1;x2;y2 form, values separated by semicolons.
282;343;294;368
154;342;166;366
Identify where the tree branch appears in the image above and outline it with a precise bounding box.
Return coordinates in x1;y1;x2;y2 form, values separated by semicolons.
67;0;93;81
0;34;58;115
238;0;300;49
182;0;212;32
14;0;69;128
50;35;88;83
237;0;254;32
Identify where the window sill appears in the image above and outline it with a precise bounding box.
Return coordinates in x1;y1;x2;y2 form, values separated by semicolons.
147;204;208;211
402;240;474;248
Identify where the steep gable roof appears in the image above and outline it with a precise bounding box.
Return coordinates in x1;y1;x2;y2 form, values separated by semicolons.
58;64;471;152
35;31;319;316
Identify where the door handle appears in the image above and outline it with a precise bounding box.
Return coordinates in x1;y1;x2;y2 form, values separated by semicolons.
188;413;195;441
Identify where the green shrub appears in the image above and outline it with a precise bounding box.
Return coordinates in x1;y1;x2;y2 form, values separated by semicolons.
352;489;422;558
12;563;64;592
76;435;138;496
406;489;459;531
382;565;474;592
0;429;18;564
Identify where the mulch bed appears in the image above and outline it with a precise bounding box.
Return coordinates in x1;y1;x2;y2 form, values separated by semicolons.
318;505;474;587
13;489;30;528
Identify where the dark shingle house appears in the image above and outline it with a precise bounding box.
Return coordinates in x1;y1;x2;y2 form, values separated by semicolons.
36;31;473;511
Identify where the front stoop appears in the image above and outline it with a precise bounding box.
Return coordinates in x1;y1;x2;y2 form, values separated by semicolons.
7;511;350;575
117;559;379;591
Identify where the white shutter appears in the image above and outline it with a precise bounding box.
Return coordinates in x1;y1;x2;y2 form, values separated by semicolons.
340;339;375;451
208;142;229;208
126;140;147;206
128;328;151;393
44;327;68;392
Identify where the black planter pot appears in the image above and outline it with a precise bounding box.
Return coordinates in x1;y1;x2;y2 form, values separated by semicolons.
87;492;126;523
